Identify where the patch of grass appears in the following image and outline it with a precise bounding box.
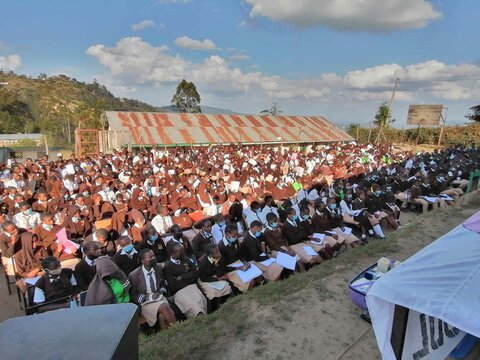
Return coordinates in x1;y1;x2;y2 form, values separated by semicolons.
139;191;479;360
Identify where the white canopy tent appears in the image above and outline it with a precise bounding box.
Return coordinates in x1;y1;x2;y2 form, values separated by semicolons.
366;211;480;360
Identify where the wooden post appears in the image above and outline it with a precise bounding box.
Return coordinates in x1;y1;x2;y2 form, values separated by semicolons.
367;128;372;143
437;125;445;149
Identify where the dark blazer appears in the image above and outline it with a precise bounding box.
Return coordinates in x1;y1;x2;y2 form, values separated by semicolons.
164;257;199;294
113;251;141;275
198;254;226;282
128;264;168;304
74;258;97;292
240;233;268;262
218;240;243;271
282;220;308;246
192;232;214;259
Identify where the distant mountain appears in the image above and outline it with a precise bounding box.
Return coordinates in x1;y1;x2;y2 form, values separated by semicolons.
158;105;240;115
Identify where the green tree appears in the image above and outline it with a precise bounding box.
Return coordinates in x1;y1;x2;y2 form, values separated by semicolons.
171;79;202;113
466;105;480;122
374;102;395;127
260;102;282;116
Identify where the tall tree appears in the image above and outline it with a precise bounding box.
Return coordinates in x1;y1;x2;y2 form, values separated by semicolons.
260;102;282;116
466;105;480;122
373;102;395;127
171;79;202;113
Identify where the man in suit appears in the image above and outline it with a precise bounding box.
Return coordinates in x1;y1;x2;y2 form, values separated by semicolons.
129;249;176;330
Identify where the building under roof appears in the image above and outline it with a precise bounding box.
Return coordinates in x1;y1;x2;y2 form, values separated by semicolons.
104;111;352;147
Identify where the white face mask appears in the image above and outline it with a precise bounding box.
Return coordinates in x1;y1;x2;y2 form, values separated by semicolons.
42;224;53;231
72;216;81;223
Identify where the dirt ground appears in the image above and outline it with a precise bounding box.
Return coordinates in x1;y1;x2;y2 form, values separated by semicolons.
213;193;480;360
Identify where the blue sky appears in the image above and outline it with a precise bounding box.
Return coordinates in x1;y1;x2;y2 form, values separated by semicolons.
1;0;479;127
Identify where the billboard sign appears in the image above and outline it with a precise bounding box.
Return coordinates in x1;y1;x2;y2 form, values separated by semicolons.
407;105;443;126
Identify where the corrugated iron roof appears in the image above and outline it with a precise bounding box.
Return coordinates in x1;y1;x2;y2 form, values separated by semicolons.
105;111;353;145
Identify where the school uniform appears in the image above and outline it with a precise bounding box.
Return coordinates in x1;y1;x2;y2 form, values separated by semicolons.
197;254;232;300
241;231;283;281
74;257;97;292
164;257;207;318
129;264;170;326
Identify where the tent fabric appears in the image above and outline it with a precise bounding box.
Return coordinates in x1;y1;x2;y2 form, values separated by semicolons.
105;111;353;146
463;211;480;234
366;211;480;359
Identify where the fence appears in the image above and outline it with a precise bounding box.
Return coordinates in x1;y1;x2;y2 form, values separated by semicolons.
0;146;74;163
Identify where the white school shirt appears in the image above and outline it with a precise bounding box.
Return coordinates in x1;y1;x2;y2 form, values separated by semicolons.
33;274;77;303
211;223;225;244
142;265;157;294
151;215;173;234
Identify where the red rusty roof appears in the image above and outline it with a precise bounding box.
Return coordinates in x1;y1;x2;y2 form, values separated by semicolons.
105;111;353;145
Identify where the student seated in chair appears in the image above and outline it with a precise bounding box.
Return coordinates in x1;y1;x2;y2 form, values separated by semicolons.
33;256;78;312
129;249;176;330
197;243;232;311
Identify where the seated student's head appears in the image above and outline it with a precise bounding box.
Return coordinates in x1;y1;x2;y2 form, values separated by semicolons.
205;243;221;261
118;236;134;254
139;248;156;269
2;221;18;237
327;197;338;210
213;213;225;226
264;195;275;207
41;213;54;230
41;256;62;278
357;190;367;201
250;201;261;213
19;201;32;216
345;189;353;200
224;224;238;244
37;191;48;202
266;212;279;229
170;242;184;260
95;228;109;243
249;220;263;237
299;205;311;219
169;224;183;240
145;226;159;243
83;241;100;261
285;208;298;222
200;219;212;234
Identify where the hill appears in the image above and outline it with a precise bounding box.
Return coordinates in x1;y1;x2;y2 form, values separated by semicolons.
0;71;238;146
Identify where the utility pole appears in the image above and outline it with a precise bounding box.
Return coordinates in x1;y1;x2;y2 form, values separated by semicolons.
376;77;400;144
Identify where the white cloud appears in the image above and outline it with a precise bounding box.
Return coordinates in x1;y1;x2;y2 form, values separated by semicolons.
174;36;218;51
245;0;441;31
131;20;156;31
0;54;22;71
229;54;251;62
87;37;480;117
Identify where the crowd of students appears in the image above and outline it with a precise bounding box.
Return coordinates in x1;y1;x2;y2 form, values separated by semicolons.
0;142;477;332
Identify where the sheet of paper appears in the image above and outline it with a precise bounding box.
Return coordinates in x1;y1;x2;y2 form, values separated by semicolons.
192;179;200;189
24;276;42;286
325;230;337;235
303;245;318;257
312;233;326;241
342;227;352;235
65;163;76;175
228;181;240;193
228;260;244;268
310;240;324;246
259;258;276;267
275;252;296;271
143;293;164;305
236;264;262;283
440;194;454;201
205;281;227;291
62;239;80;254
423;196;437;203
56;227;69;243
